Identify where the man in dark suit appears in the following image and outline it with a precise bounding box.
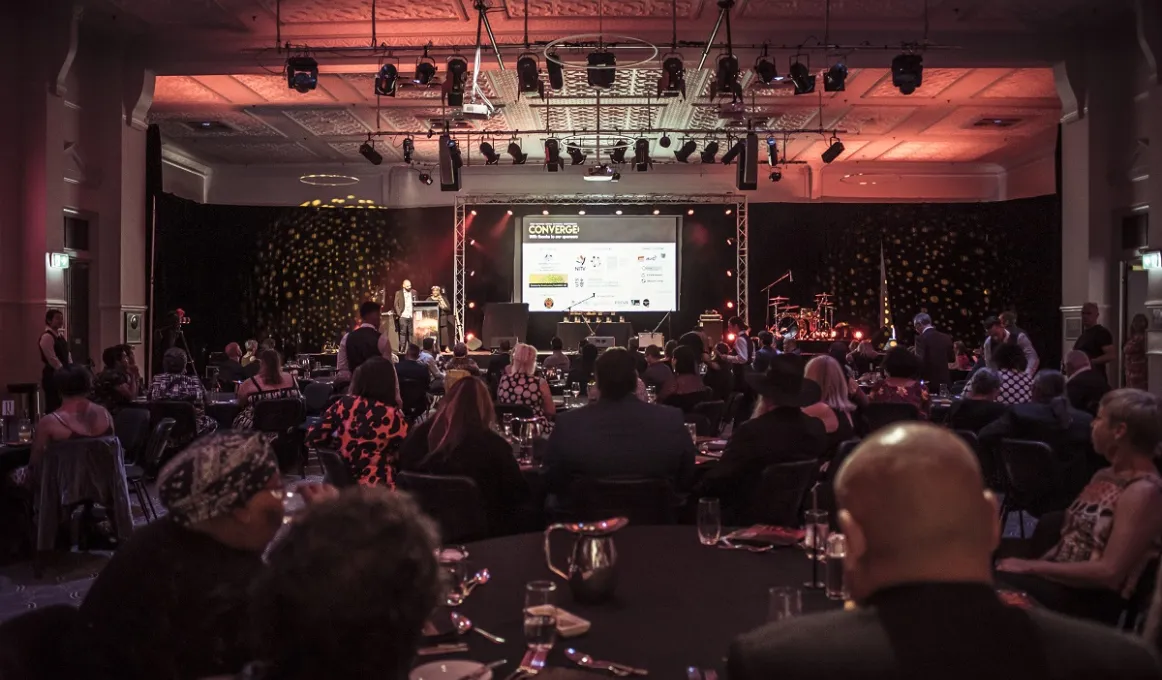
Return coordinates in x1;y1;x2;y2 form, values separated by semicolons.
544;348;697;510
697;355;827;522
913;313;954;389
1064;350;1110;416
728;424;1161;680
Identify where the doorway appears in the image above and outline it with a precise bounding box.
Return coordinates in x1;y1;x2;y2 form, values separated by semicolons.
66;261;91;367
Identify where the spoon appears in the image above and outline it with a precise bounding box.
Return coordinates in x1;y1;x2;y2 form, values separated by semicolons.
565;648;648;676
451;612;506;644
461;568;492;598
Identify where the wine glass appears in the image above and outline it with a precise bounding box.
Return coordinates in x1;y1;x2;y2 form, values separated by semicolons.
570;382;581;401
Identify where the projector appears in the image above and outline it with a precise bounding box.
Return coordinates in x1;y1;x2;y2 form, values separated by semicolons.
458;102;495;120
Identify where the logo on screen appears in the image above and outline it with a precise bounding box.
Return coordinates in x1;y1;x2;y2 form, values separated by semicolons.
543;298;555;309
642;299;651;308
631;300;641;307
529;223;580;236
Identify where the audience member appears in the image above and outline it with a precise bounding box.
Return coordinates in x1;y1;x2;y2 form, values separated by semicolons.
849;340;879;376
699;355;827;521
994;343;1034;405
866;347;929;416
663;339;679;365
913;313;955;389
445;342;482;377
953;340;975;370
335;301;396;384
419;337;446;389
395;343;432;385
148;347;217;443
91;345;138;414
1074;302;1116;373
487;339;513;386
826;341;852;378
542;336;571;373
497;343;556;424
660;345;712;412
627;336;649;375
945;368;1009;434
997;389;1162;625
243;488;440;680
545;348;696;507
642;344;675;393
305;357;407;487
241;339;259;367
399;378;530;535
1126;313;1149;390
728;423;1161;679
75;432;333;680
216;342;252;387
16;366;113;489
1064;349;1111;416
232;350;303;430
567;343;600;398
704;341;735;401
754;332;778;372
982;315;1038;376
801;356;856;456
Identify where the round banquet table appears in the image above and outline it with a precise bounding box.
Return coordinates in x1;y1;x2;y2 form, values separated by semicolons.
444;525;843;678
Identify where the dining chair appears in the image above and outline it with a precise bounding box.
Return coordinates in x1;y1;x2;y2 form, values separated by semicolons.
147;401;198;451
997;438;1066;539
113;407;152;464
316;448;356;488
399;379;432;424
124;418;175;522
254;398;307;474
746;459;819;527
396;471;489;542
302;381;333;416
571;476;679;525
691;400;726;435
860;402;921;434
953;430;999;489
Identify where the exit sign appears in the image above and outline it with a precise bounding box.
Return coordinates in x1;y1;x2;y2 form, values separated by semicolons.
1144;251;1162;270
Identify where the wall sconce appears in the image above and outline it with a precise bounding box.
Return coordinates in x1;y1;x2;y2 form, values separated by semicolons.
49;253;70;269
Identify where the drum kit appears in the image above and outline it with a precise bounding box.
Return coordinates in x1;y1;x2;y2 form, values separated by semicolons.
770;293;836;340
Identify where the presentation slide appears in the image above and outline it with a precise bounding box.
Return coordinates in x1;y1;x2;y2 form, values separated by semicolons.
517;215;680;313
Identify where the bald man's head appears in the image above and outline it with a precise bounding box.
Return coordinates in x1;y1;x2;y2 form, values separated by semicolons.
1064;350;1090;376
835;424;999;599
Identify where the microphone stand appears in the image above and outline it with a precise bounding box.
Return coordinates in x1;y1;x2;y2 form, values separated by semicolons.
804;481;825;589
566;294;597;335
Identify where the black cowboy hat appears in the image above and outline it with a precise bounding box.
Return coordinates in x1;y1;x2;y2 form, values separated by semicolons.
745;354;822;408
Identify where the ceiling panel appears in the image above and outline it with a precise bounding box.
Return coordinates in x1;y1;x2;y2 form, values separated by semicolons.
154;76;230;105
283;108;374;136
504;0;702;18
862;68;971;98
976;68;1059;99
254;0;463;22
149;110;286;137
232;74;340;103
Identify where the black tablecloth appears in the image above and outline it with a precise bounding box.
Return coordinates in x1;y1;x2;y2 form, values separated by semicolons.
447;526;841;678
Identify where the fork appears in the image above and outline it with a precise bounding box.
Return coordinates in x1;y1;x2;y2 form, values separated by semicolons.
502;648;548;680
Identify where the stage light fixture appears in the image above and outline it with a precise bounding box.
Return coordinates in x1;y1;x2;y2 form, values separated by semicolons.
507;142;528;164
439;134;463;191
443;56;468;106
587;50;616;90
413;56;438;85
579;210;586;215
567;145;587;165
615;210;623;215
789;60;815;95
766;136;778;165
418;172;433;185
659;133;672;148
892;53;923;94
546;51;564;90
687;209;694;215
658;55;686;98
286;56;318;93
653;209;660;215
516;54;544;98
725;209;733;215
611;171;621;182
609;139;629;165
402;137;415;164
468;301;476;309
359;140;383;165
726;301;734;309
769;169;782;182
720;139;745;165
700;141;720;163
374;63;398;96
824;62;848;92
584;164;617;182
674;140;697;163
633;138;652;171
542;209;549;215
479;142;501;165
470;212;477;217
753;56;781;85
714;53;742;99
545;139;564;171
821;136;845;164
506;210;513;215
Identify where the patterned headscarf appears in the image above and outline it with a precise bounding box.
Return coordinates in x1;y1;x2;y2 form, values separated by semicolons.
158;431;279;527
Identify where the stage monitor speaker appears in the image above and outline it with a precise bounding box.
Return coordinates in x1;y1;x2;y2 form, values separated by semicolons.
438;134;462;192
736;132;758;191
586;336;616;349
700;319;724;346
637;332;665;350
482;302;528;348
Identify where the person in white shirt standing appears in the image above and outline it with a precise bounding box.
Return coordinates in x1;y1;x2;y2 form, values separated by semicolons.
393;280;416;349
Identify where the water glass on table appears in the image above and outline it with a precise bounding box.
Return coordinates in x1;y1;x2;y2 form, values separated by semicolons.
686;422;698;445
803;509;829;561
825;533;849;601
523;580;558;651
697;498;721;546
767;586;802;622
16;418;33;444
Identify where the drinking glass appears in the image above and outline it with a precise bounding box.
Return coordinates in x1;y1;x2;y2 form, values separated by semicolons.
686;422;698;444
767;586;802;622
438;545;470;604
570;382;581;401
697;498;722;546
939;383;951;399
646;385;657;404
278;484;307;524
523;580;558;650
825;533;849;601
16;419;33;444
803;509;829;561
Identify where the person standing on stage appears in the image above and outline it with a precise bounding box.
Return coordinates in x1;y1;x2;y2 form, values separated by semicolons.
394;280;416;348
336;301;397;386
430;285;454;351
40;309;72;413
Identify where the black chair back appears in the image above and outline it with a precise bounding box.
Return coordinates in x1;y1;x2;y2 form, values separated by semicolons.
724;391;749;425
683;413;713;437
396;471;489;542
0;604;81;680
747;459;819;526
141;418;176;475
398;379;431;423
954;430;997;488
253;398;305;434
316;448;356;488
571;477;678;525
999;438;1066;518
148;401;198;442
302;382;334;416
113;408;152;464
496;403;535;420
861;402;920;433
691;400;726;434
1122;556;1160;632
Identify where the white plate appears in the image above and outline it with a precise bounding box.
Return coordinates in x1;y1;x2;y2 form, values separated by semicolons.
410;660;491;680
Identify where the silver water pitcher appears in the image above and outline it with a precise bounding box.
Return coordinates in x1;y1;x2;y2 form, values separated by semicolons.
543;517;628;604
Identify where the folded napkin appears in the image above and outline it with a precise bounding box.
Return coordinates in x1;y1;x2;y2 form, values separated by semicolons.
724;525;805;547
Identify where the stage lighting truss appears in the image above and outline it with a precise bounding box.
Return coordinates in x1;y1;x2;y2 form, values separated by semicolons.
542;33;660;89
286;55;318;93
658;54;686;99
516;53;545;99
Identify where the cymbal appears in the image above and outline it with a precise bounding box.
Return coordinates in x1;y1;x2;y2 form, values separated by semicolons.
769;296;790;304
815;292;833;299
780;305;800;312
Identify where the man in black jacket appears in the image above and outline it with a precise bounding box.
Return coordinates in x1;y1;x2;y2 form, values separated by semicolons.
945;368;1009;435
912;312;954;389
1064;350;1110;416
728;424;1161;680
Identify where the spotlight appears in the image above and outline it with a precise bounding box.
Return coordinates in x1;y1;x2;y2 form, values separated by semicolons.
615;210;623;215
753;56;781;85
720;139;745;164
700;141;720;163
587;50;616;89
714;53;742;99
443;56;468;106
766;136;778;165
567;145;587;165
584;164;617;182
653;209;660;215
479;142;501;165
359;140;383;165
507;142;527;164
633;138;652;171
468;302;476;309
769;170;782;182
439;134;462;191
579;210;586;215
821;136;845;164
789;60;815;95
402;137;415;164
470;212;476;217
824;62;848;92
506;210;513;215
658;55;686;98
687;209;694;215
516;54;544;98
542;209;549;215
544;139;564;171
286;56;318;93
418;172;433;185
674;140;697;163
374;63;398;96
725;209;733;215
413;57;437;85
546;51;564;90
726;270;733;277
726;301;734;309
892;53;923;95
659;133;672;148
609;139;629;164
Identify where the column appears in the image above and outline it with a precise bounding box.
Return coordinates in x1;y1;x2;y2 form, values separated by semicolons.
1139;0;1162;395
